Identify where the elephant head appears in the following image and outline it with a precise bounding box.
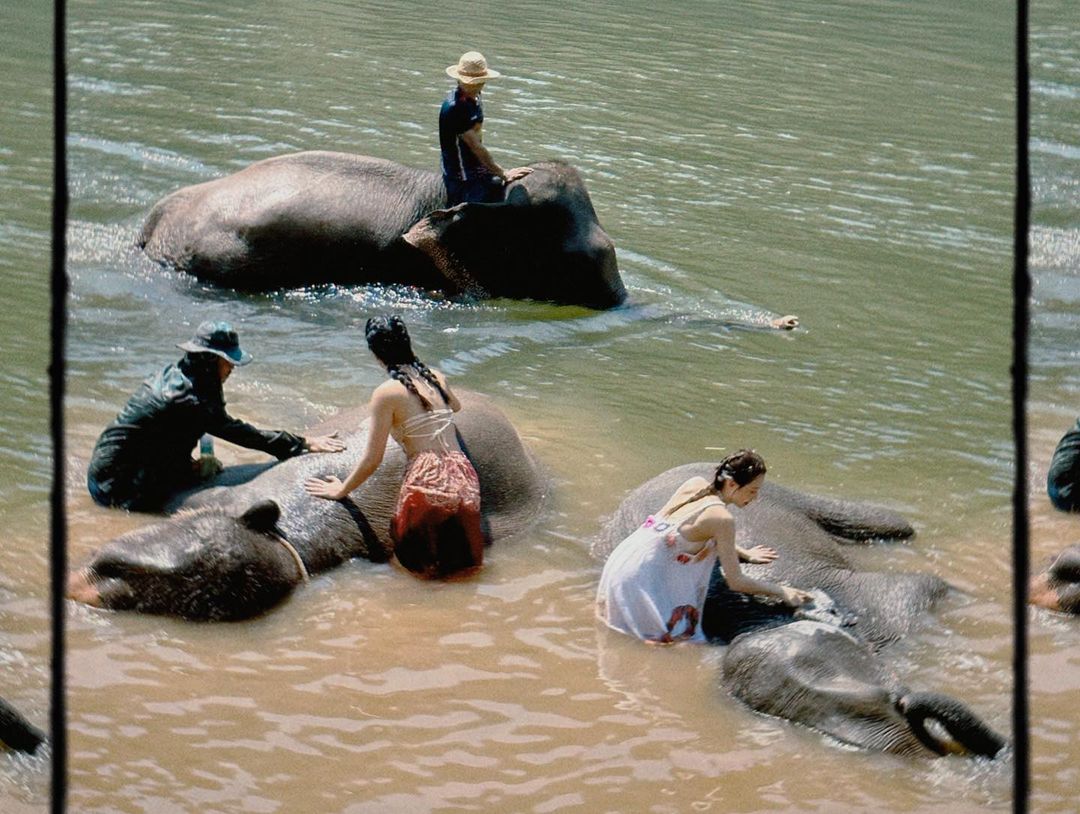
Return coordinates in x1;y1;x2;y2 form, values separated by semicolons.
721;621;1006;758
67;501;308;621
402;160;626;308
1029;544;1080;613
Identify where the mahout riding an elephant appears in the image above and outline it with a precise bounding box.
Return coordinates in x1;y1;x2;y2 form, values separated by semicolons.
137;151;627;308
1029;544;1080;614
67;391;546;621
0;696;44;755
596;462;1006;759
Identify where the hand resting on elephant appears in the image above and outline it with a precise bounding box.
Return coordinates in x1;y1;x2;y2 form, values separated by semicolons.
87;320;344;512
67;387;545;621
597;461;1005;759
596;449;813;644
306;315;486;580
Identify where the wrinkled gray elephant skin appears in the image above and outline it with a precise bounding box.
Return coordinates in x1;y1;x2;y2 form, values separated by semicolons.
0;696;44;755
1030;544;1080;614
138;151;627;308
723;621;1006;758
599;462;1006;758
71;392;546;621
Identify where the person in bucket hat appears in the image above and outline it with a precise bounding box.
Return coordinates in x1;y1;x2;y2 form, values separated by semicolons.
439;51;532;205
87;321;345;511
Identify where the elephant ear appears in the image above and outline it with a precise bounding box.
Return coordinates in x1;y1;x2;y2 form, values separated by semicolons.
401;202;510;297
238;500;281;533
505;183;531;206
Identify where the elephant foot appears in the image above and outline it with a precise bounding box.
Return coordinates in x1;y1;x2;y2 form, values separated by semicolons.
897;691;1006;758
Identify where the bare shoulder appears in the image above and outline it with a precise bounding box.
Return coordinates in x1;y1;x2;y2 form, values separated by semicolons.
371;379;408;411
676;476;710;495
699;504;735;538
372;378;404;400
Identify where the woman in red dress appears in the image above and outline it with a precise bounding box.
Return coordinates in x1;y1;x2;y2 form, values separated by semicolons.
305;315;485;578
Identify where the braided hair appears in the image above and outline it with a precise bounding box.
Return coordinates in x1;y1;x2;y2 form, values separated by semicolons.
365;315;450;411
666;448;768;514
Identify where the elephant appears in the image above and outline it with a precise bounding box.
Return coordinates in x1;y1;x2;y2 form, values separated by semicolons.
137;151;627;308
1029;544;1080;614
0;696;44;755
67;391;546;621
722;621;1006;758
597;462;1006;758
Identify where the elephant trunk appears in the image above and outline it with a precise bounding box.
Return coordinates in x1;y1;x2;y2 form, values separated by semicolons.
897;691;1006;758
0;696;45;754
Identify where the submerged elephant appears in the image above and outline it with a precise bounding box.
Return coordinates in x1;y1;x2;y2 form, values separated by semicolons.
137;151;627;308
597;463;1006;758
723;621;1005;757
67;391;546;621
0;696;44;755
1029;544;1080;614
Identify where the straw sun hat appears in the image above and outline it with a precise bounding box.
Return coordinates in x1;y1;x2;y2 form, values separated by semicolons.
446;51;501;84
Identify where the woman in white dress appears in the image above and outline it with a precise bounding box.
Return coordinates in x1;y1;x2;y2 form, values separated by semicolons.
597;449;813;644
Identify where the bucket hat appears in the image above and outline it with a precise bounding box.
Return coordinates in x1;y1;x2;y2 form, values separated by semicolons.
446;51;501;84
177;321;253;366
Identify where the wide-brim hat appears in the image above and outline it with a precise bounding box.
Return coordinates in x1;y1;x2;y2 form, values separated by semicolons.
446;51;501;84
177;320;253;366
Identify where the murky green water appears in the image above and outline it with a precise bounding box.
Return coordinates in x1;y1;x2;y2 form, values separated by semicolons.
1026;2;1080;812
2;0;1064;810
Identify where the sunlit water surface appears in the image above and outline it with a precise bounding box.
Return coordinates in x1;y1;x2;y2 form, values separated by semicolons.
3;0;1039;810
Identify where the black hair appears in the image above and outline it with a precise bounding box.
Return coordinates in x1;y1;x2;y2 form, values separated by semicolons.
365;314;450;411
666;448;768;515
713;448;767;489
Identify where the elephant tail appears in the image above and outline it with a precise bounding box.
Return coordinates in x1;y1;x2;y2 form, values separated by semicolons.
764;482;915;542
0;696;46;754
897;691;1006;758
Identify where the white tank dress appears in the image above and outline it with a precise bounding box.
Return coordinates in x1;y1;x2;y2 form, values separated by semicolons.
596;498;722;644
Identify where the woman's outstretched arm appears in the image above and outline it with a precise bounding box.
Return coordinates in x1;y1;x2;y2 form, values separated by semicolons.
305;390;395;500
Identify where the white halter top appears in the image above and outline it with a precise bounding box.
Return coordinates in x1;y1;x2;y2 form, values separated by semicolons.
398;407;456;449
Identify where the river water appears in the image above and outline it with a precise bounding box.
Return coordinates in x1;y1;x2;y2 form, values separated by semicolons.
1;0;1070;810
1026;2;1080;812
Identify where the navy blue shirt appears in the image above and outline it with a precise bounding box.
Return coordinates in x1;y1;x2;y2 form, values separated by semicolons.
439;87;488;185
438;87;509;205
